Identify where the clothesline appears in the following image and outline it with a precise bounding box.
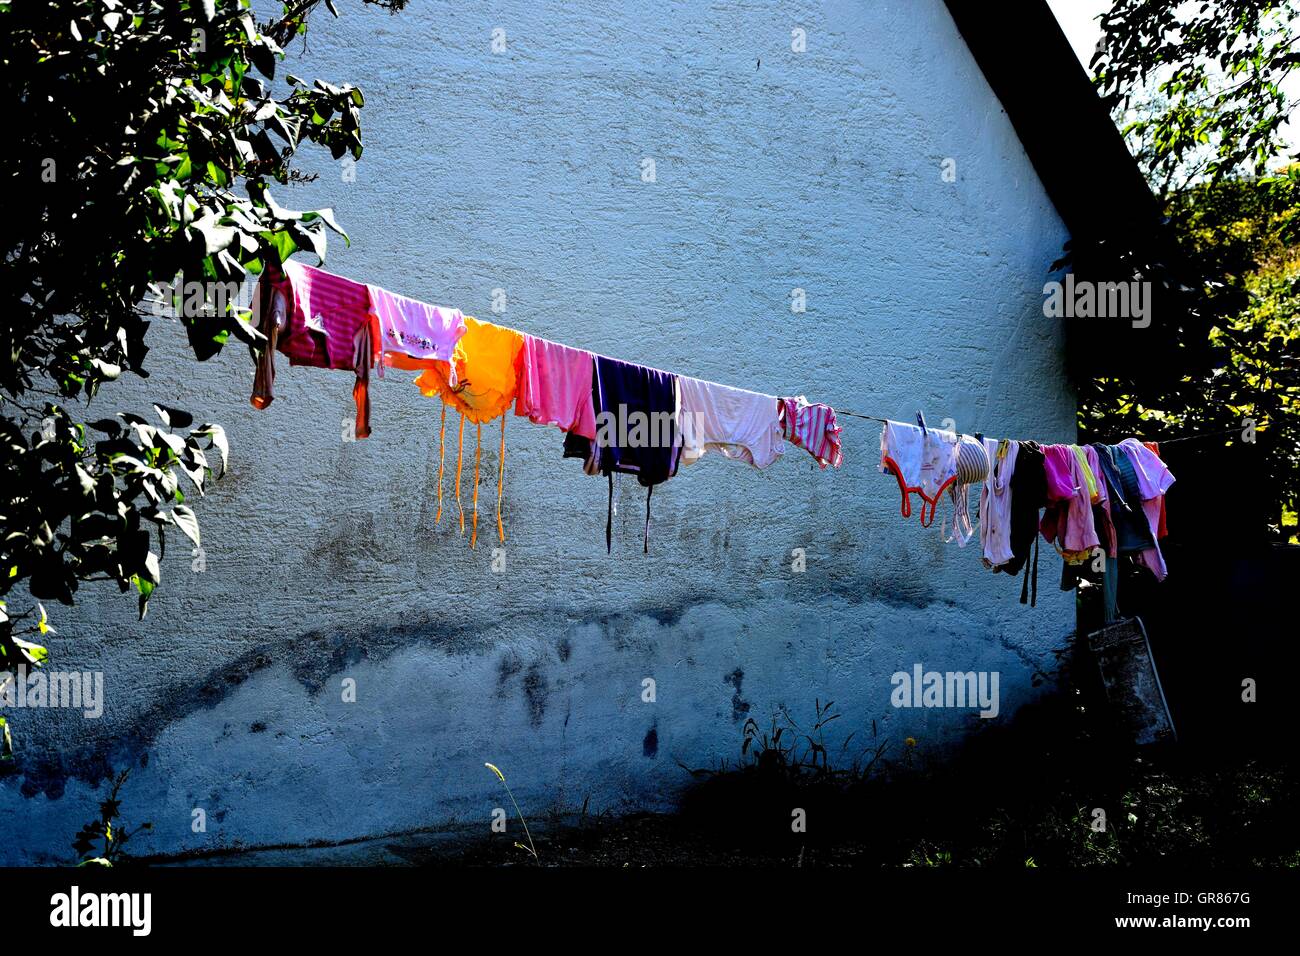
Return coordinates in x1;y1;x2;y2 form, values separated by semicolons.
835;408;1250;449
252;257;1192;575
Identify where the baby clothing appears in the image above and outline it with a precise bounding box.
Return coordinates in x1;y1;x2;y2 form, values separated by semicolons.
678;378;784;469
879;420;959;527
250;283;287;410
1119;438;1175;581
415;317;524;424
1143;441;1170;538
369;284;466;377
514;334;597;440
415;317;525;548
978;438;1018;567
1093;443;1156;554
1039;444;1101;562
566;356;682;553
778;397;843;469
943;434;991;546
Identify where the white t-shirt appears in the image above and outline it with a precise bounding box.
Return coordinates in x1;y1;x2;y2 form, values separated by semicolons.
677;377;784;469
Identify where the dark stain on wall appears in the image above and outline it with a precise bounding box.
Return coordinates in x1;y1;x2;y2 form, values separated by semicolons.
522;664;548;727
496;651;523;695
0;591;1018;800
642;724;659;758
724;668;750;721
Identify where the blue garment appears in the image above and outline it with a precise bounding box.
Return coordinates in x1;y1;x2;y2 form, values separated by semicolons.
1092;443;1155;553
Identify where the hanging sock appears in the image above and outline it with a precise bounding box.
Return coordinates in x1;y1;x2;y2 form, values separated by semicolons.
435;403;447;524
470;422;483;548
455;412;466;534
496;414;506;544
643;484;653;554
1020;533;1040;607
606;471;614;554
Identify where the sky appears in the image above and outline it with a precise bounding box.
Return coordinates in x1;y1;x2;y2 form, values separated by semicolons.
1045;0;1299;157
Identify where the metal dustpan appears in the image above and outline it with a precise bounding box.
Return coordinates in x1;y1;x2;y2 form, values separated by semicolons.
1085;616;1176;745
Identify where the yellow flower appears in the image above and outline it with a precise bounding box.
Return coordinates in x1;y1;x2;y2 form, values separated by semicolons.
904;737;917;748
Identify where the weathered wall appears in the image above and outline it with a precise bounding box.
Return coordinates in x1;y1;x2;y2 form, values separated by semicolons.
0;0;1075;863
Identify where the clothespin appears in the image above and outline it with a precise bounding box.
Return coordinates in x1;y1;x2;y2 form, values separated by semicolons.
916;410;928;436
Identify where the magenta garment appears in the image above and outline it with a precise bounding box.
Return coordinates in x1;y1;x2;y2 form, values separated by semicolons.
271;260;376;370
1039;444;1100;554
513;334;597;440
368;284;467;367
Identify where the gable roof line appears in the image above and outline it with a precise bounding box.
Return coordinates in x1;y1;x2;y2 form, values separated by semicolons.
941;0;1164;244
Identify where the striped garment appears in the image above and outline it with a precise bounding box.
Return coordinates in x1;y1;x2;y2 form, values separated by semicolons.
778;396;843;469
271;259;377;370
254;259;379;438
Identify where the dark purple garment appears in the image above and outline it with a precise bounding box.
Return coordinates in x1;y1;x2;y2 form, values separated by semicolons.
591;355;681;485
563;355;681;553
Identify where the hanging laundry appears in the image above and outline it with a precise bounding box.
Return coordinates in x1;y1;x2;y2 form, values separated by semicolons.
1002;440;1047;605
415;317;525;548
778;397;843;469
252;259;379;439
1057;444;1117;593
978;438;1018;567
566;356;682;553
1088;442;1157;622
1143;441;1170;538
1118;438;1175;581
514;334;598;440
1039;444;1102;563
1092;443;1156;554
678;378;785;468
942;434;990;546
368;284;467;375
249;281;286;410
879;420;963;527
1080;444;1117;559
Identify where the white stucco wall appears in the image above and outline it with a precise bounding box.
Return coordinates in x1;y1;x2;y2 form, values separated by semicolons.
0;0;1075;863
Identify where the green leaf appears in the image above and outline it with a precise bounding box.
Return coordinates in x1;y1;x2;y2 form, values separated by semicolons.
171;505;200;547
14;636;49;667
152;404;194;429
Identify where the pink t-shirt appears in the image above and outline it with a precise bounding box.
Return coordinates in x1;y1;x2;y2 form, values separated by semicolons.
513;334;597;439
368;284;467;368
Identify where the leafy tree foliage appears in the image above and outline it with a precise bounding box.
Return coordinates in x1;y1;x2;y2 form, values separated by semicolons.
0;0;403;756
1082;0;1299;538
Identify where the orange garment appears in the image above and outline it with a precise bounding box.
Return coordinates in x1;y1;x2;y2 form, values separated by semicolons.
416;318;523;547
415;317;524;422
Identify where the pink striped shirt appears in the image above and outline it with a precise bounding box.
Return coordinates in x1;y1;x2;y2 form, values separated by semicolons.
779;396;843;469
271;260;376;370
